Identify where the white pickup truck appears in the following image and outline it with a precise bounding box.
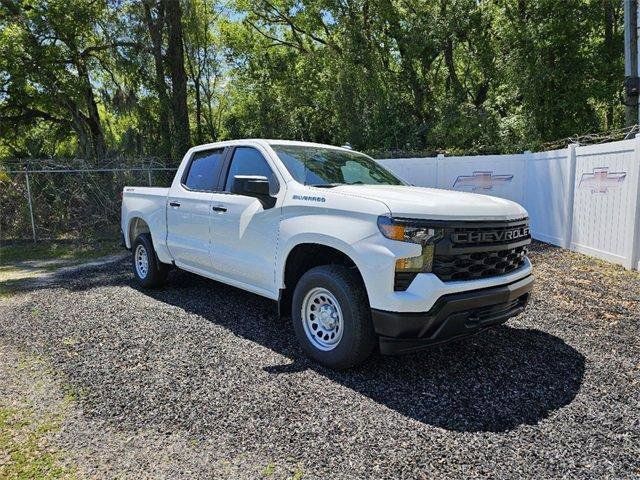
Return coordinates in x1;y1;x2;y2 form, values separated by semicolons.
121;139;533;369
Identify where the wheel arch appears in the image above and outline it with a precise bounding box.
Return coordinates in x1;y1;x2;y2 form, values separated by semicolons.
278;240;368;318
127;216;151;248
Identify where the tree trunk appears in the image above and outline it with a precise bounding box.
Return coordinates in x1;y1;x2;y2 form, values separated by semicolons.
185;52;204;144
66;104;91;158
73;60;106;160
143;0;172;159
165;0;190;160
444;38;465;100
194;75;203;144
603;0;615;129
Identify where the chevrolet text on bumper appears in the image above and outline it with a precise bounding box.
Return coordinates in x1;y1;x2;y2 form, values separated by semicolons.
121;139;533;369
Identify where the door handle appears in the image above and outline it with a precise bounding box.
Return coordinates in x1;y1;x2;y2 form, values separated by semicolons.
169;201;181;207
211;205;227;213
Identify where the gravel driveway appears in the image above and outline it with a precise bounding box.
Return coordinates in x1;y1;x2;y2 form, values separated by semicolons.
0;242;638;479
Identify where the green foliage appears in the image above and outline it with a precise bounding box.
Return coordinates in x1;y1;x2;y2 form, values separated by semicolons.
223;0;624;153
0;406;76;479
0;0;627;159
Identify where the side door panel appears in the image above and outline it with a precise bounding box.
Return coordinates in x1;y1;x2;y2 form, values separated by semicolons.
209;146;282;293
166;148;227;271
166;191;213;271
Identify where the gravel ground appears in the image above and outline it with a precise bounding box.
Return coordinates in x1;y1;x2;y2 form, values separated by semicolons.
0;241;638;479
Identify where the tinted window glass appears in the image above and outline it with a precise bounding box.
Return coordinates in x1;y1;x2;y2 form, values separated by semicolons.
272;145;403;186
184;149;224;191
225;147;276;191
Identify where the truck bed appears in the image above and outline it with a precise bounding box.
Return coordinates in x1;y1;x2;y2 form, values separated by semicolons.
121;186;171;251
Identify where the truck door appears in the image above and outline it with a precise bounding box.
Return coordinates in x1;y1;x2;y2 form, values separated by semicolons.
166;147;225;272
209;146;282;295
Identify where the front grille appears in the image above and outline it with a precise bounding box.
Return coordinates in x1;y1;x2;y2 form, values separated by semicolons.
432;218;530;282
433;245;528;281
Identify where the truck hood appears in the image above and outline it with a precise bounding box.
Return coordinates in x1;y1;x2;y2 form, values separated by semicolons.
330;185;528;220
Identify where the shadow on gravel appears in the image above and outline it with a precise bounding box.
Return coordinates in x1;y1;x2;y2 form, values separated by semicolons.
15;259;584;434
135;267;585;434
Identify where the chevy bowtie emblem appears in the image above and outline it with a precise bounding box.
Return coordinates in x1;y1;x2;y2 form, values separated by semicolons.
579;167;626;193
453;171;514;191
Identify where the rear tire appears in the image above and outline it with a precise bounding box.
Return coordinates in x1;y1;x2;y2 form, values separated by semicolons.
292;265;376;369
132;233;168;288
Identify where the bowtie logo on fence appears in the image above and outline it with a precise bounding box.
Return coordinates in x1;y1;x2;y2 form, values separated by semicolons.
453;171;514;191
578;167;626;194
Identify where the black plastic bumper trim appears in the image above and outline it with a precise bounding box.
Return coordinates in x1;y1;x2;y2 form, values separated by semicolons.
372;275;533;355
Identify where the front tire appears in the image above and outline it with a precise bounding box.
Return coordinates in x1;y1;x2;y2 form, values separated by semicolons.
292;265;376;369
132;233;168;288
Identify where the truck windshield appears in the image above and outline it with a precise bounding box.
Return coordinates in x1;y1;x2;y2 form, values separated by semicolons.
271;145;404;187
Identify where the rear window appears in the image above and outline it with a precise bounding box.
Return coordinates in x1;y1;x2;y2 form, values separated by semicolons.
183;149;224;191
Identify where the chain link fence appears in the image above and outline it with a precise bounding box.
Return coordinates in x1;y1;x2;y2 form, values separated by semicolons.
0;159;178;243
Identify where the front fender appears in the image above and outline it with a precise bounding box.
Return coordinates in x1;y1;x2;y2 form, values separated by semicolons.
276;212;419;302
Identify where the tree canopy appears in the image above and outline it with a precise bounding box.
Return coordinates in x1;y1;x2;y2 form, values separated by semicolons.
0;0;625;161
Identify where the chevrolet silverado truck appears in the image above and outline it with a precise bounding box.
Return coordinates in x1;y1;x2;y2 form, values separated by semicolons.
121;139;533;369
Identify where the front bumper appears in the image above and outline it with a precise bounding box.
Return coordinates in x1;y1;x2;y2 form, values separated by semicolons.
372;274;533;355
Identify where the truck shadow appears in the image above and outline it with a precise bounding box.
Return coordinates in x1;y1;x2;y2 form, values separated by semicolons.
137;267;585;434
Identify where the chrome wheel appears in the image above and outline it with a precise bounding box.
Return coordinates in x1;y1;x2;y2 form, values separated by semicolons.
134;244;149;279
301;287;344;351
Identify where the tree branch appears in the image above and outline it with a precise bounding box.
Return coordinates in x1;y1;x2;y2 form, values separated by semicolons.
261;1;342;54
245;19;308;52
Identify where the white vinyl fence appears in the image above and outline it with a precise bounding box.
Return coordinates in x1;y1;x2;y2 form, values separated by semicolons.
378;138;640;270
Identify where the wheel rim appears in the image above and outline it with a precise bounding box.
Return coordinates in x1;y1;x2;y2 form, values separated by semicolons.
134;244;149;279
301;287;344;351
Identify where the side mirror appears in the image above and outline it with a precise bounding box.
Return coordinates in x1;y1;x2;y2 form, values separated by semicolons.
232;175;276;208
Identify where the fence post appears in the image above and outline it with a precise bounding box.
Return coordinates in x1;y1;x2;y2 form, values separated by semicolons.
24;168;37;243
563;144;578;250
522;150;531;209
436;153;444;188
627;135;640;270
147;168;152;186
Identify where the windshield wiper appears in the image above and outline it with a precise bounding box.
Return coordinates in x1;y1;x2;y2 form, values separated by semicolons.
309;183;342;188
309;181;366;187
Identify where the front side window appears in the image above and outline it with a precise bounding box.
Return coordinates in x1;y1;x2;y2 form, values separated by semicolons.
183;148;224;191
224;147;276;191
271;145;404;187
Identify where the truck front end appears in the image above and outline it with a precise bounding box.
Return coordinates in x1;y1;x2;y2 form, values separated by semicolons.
267;140;533;362
366;214;533;354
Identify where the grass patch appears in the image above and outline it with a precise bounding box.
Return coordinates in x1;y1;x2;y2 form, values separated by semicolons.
0;279;28;300
0;240;121;266
262;462;276;477
290;465;304;480
0;240;123;298
0;406;76;479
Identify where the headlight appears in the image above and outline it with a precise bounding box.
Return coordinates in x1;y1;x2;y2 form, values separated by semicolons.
377;216;444;276
377;216;443;245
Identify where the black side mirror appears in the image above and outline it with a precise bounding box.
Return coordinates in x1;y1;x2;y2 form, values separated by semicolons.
232;175;276;208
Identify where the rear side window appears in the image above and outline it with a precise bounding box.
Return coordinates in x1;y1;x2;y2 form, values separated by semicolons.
183;149;224;191
224;147;276;191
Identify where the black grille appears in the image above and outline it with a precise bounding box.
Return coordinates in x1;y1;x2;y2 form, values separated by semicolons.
391;217;531;289
432;217;530;282
433;245;528;281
